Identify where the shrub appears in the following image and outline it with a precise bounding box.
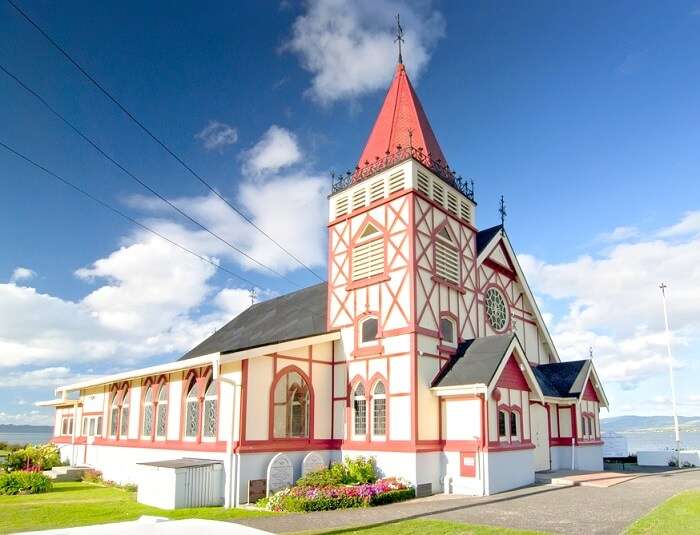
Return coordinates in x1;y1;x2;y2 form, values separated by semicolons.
82;469;103;483
3;444;61;472
296;456;377;488
263;477;412;512
0;471;52;495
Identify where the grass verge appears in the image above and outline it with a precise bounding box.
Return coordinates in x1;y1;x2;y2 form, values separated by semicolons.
625;490;700;534
0;481;271;533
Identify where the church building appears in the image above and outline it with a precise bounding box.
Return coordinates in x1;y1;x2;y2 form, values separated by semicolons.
42;59;608;505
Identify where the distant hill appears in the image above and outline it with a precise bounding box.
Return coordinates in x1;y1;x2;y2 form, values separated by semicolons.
0;424;52;433
601;416;700;433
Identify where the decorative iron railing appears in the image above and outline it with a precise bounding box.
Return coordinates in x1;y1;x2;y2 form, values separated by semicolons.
330;146;475;201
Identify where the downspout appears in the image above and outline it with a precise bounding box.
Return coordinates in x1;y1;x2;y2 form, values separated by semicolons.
71;400;78;467
481;393;487;496
213;356;241;509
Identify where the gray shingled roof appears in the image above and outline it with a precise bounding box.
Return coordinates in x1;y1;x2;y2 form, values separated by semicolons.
180;282;328;360
532;360;590;398
431;333;515;388
476;225;503;255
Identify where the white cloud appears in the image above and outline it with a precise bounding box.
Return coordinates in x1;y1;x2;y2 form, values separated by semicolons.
10;267;36;283
242;125;301;176
519;212;700;388
0;367;98;389
657;211;700;238
0;410;53;426
596;226;639;243
195;120;238;151
285;0;445;104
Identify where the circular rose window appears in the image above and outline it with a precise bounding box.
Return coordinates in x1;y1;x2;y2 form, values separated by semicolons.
485;288;508;331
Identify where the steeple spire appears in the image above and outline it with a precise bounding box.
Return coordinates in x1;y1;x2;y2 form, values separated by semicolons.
355;63;448;173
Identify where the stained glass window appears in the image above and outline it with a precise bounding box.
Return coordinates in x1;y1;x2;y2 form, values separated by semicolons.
203;381;217;439
142;386;153;437
498;410;508;438
109;392;119;437
156;385;167;438
272;370;310;439
185;382;199;438
353;383;367;436
485;288;508;331
372;382;386;436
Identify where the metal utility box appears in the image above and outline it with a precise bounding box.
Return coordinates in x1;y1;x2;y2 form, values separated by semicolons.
136;458;224;510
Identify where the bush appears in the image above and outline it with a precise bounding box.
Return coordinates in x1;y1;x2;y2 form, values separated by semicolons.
263;477;412;512
3;444;61;472
0;471;52;495
82;469;103;483
296;456;377;488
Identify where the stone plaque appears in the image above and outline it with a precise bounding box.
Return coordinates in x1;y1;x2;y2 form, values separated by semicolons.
266;452;294;496
248;479;267;504
301;451;327;477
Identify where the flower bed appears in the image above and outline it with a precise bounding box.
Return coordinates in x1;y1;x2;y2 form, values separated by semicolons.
261;477;414;512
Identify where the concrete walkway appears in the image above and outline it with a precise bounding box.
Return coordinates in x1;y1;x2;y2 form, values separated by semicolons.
237;468;700;534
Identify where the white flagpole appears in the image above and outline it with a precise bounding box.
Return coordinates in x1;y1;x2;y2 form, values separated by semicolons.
659;283;681;467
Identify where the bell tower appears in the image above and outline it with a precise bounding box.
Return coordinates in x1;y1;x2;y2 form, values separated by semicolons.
327;58;478;462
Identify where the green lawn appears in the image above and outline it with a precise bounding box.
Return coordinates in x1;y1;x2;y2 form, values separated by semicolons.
625;490;700;534
0;481;271;533
297;519;545;535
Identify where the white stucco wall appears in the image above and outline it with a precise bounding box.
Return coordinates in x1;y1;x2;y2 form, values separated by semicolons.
485;448;534;494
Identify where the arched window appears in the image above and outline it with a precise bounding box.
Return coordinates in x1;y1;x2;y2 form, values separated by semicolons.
142;385;154;437
439;316;456;345
510;411;520;440
119;389;130;437
272;369;310;439
498;410;508;439
156;384;167;438
184;381;199;438
360;317;379;345
372;381;386;437
202;380;217;439
109;391;119;437
353;383;367;436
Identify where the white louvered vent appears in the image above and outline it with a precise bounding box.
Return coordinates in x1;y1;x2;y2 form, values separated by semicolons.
447;192;458;215
352;188;367;211
416;171;430;196
388;170;405;194
432;181;445;206
460;201;471;223
335;195;348;218
369;179;385;203
352;239;384;281
435;241;459;284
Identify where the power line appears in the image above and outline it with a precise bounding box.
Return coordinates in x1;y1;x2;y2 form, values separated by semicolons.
0;139;261;289
6;0;325;283
0;62;301;290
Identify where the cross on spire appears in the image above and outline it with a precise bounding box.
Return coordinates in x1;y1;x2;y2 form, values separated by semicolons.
499;195;507;234
660;282;668;296
249;287;257;306
395;13;404;64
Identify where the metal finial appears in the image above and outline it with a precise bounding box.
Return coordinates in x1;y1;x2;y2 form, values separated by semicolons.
499;195;507;234
395;13;405;64
589;346;594;359
407;128;413;148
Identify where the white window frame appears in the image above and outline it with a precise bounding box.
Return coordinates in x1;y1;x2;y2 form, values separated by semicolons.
156;384;168;439
202;380;217;441
352;383;367;439
439;315;457;346
359;316;380;347
184;381;199;440
371;381;387;440
142;385;154;439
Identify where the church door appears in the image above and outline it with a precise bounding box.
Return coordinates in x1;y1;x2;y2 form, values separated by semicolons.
531;403;550;472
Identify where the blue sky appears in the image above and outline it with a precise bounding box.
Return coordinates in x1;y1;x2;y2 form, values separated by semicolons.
1;0;700;424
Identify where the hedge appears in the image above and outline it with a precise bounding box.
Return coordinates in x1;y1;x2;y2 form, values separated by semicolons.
0;471;52;495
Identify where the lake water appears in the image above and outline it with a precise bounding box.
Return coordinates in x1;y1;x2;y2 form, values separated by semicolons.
617;430;700;453
0;431;53;446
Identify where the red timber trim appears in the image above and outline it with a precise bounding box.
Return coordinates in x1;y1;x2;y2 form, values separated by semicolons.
483;258;516;280
437;310;461;348
487;441;535;452
352;310;384;357
94;436;228;452
179;366;217;445
107;381;130;441
268;364;315;442
581;379;600;402
430;275;467;294
495;355;531;391
493;400;528;449
575;440;604;446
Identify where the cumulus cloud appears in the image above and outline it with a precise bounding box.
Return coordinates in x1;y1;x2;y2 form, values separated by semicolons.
285;0;445;104
0;367;98;388
195;120;238;151
0;410;53;426
596;226;639;243
519;211;700;388
242;125;301;176
657;211;700;238
10;267;36;283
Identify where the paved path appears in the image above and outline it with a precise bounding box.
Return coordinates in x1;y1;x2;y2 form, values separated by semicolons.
237;468;700;534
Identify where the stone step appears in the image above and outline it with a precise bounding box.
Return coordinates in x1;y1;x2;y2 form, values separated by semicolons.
44;466;87;481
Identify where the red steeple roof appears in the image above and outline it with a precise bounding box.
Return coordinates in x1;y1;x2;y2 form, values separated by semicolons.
356;63;448;171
